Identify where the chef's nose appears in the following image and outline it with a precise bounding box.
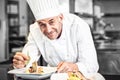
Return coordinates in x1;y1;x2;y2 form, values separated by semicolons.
46;24;52;32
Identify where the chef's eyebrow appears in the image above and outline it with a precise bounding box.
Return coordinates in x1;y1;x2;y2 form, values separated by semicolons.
49;19;54;22
39;22;43;24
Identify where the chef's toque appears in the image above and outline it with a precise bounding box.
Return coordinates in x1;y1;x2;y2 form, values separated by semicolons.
26;0;61;20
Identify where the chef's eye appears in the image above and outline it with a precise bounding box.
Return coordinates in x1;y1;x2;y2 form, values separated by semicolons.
49;21;54;25
39;23;46;28
49;19;55;25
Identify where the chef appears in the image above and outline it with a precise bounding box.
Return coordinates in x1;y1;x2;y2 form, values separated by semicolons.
13;0;104;79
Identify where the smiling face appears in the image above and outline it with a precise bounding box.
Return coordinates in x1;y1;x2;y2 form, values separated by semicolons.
37;14;63;40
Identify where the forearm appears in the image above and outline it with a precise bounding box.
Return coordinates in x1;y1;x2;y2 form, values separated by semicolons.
76;61;99;77
76;42;99;77
76;21;99;77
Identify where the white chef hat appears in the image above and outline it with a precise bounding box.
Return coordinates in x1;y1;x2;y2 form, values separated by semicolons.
26;0;61;20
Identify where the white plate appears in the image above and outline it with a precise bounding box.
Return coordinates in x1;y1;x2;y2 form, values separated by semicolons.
8;66;57;79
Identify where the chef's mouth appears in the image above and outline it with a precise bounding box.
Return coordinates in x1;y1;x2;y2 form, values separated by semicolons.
46;31;57;38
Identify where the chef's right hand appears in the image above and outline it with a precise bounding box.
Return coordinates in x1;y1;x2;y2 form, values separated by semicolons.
13;52;29;69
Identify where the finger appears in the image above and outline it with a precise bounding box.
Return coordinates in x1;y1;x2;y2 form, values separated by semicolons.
13;54;24;62
65;66;72;72
57;62;64;69
57;63;67;73
13;62;25;68
13;60;25;68
13;58;25;66
59;65;73;73
13;58;18;63
60;66;69;72
14;52;29;61
16;52;29;60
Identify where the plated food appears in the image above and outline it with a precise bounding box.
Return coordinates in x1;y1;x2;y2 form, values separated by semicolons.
25;61;43;74
8;61;57;79
67;71;86;80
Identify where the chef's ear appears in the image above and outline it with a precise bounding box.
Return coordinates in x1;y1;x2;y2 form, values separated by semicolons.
58;13;63;21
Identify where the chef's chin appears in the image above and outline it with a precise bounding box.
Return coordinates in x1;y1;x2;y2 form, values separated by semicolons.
47;34;59;40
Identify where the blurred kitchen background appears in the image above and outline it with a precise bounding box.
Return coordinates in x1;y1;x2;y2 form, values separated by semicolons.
0;0;120;80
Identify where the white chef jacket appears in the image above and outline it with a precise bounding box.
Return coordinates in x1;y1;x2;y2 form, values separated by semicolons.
22;13;99;77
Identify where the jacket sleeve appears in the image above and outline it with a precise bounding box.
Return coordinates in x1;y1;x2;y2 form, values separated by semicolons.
75;18;99;77
22;32;41;62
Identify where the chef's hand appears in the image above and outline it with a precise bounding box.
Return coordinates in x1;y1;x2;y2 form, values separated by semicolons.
57;62;79;73
13;52;29;68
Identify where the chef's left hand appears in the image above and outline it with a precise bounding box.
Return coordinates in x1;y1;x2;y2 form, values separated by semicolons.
57;62;79;73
